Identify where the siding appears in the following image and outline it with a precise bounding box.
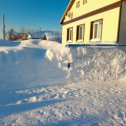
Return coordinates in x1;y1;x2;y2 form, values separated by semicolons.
64;0;120;23
62;7;120;45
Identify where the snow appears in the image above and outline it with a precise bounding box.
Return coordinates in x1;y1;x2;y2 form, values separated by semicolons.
27;31;62;43
0;39;20;47
28;31;45;39
0;81;126;126
45;31;62;43
70;46;126;81
0;39;126;126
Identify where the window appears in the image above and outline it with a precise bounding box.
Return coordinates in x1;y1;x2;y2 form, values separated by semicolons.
76;25;84;41
76;1;80;8
83;0;87;4
67;28;73;42
90;20;103;41
67;11;73;19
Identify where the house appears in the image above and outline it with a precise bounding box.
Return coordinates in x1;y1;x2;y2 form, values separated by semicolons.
60;0;126;45
27;31;62;43
27;31;45;39
27;30;62;43
45;31;62;43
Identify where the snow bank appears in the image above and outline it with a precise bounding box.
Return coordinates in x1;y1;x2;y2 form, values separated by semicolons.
1;39;126;92
70;46;126;81
46;45;126;81
0;39;68;92
0;39;20;47
0;40;126;126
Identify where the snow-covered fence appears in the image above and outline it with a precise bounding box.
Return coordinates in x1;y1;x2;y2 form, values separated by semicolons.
68;46;126;81
44;42;126;81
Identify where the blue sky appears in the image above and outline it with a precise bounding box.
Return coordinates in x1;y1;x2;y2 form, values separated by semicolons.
0;0;69;38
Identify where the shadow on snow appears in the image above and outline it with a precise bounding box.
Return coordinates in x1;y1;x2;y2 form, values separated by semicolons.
0;99;64;117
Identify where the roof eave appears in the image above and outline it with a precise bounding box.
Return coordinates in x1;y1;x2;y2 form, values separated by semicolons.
60;0;75;24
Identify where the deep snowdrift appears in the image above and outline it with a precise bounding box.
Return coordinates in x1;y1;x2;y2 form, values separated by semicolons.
46;45;126;81
0;39;20;47
0;39;68;92
70;46;126;81
0;39;126;92
0;39;126;126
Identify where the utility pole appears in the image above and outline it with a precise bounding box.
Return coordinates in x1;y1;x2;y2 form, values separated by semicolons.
3;14;6;40
54;29;56;42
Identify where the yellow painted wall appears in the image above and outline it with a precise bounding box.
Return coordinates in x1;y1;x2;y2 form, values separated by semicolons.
62;0;120;45
64;0;120;22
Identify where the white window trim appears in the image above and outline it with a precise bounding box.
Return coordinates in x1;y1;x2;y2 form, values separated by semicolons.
67;40;73;43
91;20;102;42
90;38;101;42
77;25;84;42
77;39;84;42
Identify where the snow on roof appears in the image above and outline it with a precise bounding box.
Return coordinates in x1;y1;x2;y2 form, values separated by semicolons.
45;31;62;43
28;31;62;42
28;31;45;39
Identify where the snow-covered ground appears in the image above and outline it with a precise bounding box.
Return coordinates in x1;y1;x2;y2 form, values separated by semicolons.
0;39;126;126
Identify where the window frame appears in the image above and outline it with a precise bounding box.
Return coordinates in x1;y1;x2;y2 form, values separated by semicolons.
90;19;103;42
76;1;80;8
76;24;85;42
67;27;73;43
83;0;87;5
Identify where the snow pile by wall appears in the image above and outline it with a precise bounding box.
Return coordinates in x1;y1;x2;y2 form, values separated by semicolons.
70;46;126;81
45;45;70;70
0;40;68;92
1;39;126;91
45;45;126;81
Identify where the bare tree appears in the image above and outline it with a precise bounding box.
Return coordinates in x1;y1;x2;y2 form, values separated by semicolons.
7;28;17;40
19;27;28;40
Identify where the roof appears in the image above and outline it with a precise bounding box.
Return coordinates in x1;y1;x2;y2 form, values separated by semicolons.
60;0;75;24
45;31;62;43
60;0;124;25
28;31;45;39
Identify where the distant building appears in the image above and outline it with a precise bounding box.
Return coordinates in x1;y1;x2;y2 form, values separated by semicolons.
28;30;62;43
61;0;126;44
27;31;45;39
45;32;62;43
